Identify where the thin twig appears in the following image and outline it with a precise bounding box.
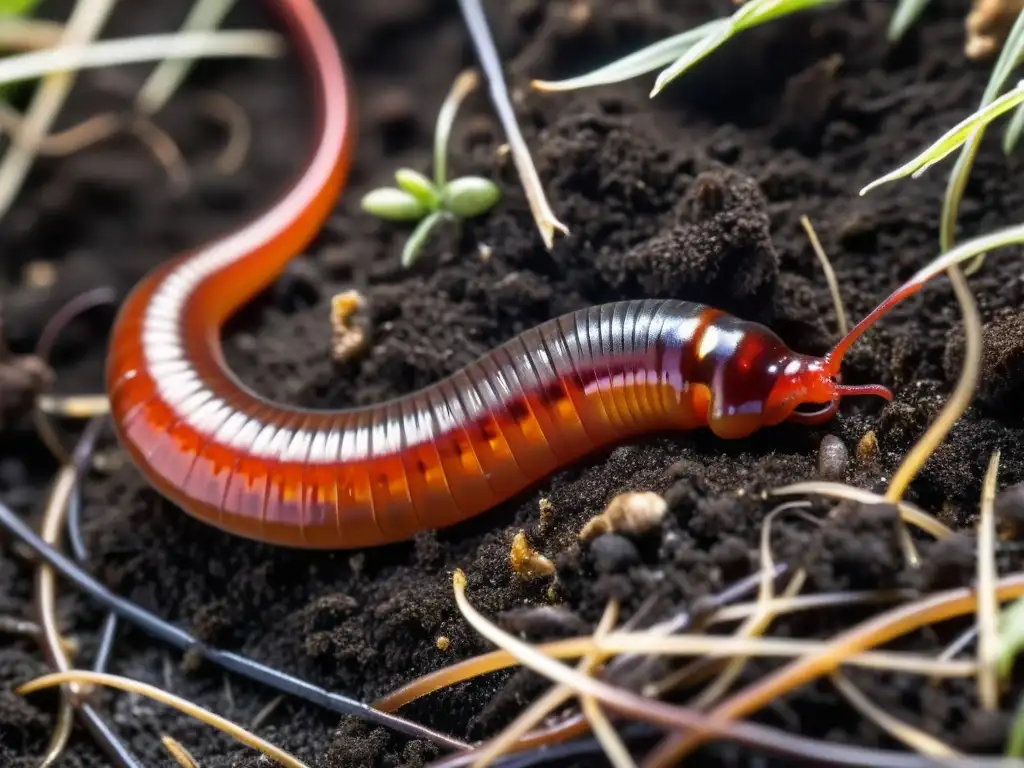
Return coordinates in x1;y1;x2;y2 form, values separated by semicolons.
0;499;468;750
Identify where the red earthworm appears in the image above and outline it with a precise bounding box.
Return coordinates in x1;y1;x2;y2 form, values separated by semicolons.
105;0;924;550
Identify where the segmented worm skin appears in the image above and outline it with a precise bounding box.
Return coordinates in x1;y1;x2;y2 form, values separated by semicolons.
105;0;817;549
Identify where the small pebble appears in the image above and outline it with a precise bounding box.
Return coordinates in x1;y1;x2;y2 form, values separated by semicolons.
590;534;640;574
817;434;849;480
580;491;667;540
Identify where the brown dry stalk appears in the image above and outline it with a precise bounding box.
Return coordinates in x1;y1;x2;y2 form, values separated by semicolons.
18;671;307;768
639;574;1024;766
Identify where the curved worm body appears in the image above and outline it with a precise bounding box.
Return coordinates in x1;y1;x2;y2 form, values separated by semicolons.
106;0;901;549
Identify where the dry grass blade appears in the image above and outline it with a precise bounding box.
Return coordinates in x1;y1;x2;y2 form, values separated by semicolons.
579;603;635;768
801;215;849;337
0;18;64;51
17;670;308;768
682;504;808;708
196;92;251;174
0;30;283;88
136;0;241;115
457;0;568;249
0;0;118;223
977;451;1003;710
162;734;200;768
465;601;621;768
33;417;136;767
830;671;960;757
637;575;1024;767
376;589;962;714
450;570;1017;767
769;480;954;539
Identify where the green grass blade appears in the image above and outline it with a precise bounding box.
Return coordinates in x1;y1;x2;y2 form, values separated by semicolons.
650;0;841;97
1004;104;1024;153
650;20;733;96
908;219;1024;286
887;0;933;41
861;80;1024;195
940;8;1024;275
531;20;725;92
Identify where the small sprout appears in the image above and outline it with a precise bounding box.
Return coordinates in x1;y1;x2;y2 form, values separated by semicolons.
329;290;370;362
436;635;450;651
579;491;667;540
509;530;555;580
361;69;501;268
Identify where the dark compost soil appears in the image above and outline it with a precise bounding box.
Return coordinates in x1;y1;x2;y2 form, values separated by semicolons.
3;0;1024;765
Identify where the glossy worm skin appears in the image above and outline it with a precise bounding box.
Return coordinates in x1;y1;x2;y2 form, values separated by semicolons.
106;0;896;549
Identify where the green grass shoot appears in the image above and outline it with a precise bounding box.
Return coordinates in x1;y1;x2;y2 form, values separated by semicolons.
532;0;841;97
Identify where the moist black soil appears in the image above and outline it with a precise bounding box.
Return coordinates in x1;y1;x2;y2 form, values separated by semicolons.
3;0;1024;766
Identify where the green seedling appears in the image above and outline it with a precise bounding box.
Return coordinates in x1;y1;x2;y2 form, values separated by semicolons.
361;70;500;268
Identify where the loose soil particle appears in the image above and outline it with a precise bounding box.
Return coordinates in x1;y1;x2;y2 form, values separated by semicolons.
2;0;1024;766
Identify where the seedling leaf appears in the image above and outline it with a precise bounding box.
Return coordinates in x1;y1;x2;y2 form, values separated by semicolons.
444;176;500;218
361;188;430;221
395;168;440;209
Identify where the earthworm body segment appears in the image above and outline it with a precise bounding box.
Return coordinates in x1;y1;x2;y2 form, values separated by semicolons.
106;0;921;549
